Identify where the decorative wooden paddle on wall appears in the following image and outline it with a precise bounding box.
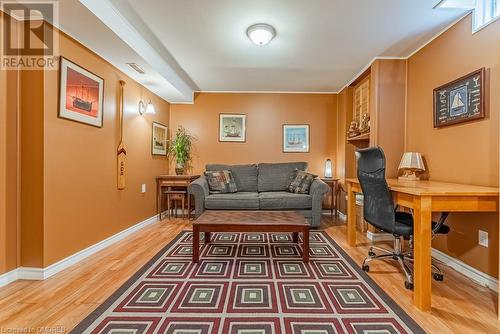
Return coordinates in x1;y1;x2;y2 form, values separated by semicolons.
117;80;126;190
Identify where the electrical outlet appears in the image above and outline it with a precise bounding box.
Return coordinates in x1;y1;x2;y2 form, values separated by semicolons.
478;230;488;247
141;184;147;193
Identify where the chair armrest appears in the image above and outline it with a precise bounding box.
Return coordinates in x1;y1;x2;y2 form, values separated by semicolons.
188;176;209;217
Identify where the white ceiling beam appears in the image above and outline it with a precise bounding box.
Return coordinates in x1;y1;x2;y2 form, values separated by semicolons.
79;0;197;103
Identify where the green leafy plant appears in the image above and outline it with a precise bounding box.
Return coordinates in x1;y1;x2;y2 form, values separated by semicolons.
168;126;194;174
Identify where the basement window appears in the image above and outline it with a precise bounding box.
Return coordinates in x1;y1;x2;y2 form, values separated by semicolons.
436;0;500;32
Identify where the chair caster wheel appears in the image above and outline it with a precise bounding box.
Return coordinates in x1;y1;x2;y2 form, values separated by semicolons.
404;281;414;290
362;264;369;272
433;273;444;281
368;250;376;257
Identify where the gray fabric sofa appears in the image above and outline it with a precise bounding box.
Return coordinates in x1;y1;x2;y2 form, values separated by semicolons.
188;162;329;228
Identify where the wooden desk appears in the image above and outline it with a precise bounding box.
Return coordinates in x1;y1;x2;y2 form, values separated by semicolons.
346;178;499;313
321;178;339;216
156;175;200;219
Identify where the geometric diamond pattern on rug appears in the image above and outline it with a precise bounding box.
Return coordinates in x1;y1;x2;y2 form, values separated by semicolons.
114;282;181;313
343;318;410;334
146;260;192;279
278;282;333;314
158;317;221;334
269;233;294;243
311;260;357;280
212;232;240;243
222;318;282;334
71;231;425;334
283;318;343;333
202;244;237;258
241;233;268;243
323;282;387;314
190;259;233;279
238;244;270;258
271;244;301;258
234;260;272;279
309;244;338;258
91;317;162;334
227;282;278;313
274;260;315;279
171;282;228;313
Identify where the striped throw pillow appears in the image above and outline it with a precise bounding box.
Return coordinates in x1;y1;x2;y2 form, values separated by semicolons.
205;170;238;194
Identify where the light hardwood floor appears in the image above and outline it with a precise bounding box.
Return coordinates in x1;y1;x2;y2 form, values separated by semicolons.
0;216;498;333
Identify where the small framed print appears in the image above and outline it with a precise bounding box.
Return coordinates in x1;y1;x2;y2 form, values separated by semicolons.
433;68;485;128
219;113;246;142
152;122;168;156
283;124;310;153
58;57;104;127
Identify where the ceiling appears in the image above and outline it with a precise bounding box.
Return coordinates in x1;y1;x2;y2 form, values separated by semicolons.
50;0;469;103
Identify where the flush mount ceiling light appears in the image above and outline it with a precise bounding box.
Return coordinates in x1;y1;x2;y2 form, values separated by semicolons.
246;23;276;46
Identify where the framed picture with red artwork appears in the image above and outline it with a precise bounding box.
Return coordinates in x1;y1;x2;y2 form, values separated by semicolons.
58;57;105;127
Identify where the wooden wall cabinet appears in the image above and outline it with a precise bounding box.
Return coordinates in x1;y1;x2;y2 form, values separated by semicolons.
337;59;407;215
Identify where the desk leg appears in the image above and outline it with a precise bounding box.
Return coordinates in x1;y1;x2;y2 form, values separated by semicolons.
413;196;432;312
347;182;357;247
303;227;309;263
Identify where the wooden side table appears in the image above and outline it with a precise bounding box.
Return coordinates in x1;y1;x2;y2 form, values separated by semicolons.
156;175;200;219
321;178;339;217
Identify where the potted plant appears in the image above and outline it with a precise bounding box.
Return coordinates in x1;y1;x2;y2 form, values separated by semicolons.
168;126;194;175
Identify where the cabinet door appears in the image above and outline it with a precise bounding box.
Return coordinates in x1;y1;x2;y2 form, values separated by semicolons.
353;76;370;122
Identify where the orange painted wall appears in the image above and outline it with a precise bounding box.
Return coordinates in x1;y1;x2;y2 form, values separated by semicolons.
37;26;170;267
406;15;500;277
0;12;20;274
170;93;337;176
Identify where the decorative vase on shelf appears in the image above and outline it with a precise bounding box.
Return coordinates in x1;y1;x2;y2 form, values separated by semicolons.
175;163;185;175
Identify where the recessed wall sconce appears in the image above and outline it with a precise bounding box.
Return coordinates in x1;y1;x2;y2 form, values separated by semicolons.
138;99;156;115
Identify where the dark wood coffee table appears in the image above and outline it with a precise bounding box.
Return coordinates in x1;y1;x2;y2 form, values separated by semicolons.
192;210;310;263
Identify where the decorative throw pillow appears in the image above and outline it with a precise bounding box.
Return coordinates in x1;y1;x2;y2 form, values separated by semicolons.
205;170;238;194
288;169;317;194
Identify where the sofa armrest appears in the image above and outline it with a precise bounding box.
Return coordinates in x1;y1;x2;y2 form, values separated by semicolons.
309;178;330;227
188;176;209;217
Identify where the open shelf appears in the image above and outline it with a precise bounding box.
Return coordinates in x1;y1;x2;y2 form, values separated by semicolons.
347;132;370;142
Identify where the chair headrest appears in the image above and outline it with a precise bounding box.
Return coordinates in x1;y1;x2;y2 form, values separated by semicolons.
355;147;386;173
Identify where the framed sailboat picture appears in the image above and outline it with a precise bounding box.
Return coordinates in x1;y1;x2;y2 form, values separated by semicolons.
59;57;104;127
219;114;246;142
283;124;310;153
152;122;168;156
433;68;485;128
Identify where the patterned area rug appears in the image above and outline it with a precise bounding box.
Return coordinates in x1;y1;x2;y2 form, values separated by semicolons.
71;231;425;334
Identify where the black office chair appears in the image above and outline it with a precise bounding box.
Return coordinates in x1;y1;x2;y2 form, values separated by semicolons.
356;147;450;289
356;147;415;289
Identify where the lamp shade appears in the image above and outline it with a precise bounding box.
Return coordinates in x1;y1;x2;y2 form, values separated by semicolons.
324;159;333;178
398;152;425;171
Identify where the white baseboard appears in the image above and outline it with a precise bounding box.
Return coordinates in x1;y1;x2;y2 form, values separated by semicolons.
366;231;394;242
0;268;20;287
0;214;160;287
432;248;498;292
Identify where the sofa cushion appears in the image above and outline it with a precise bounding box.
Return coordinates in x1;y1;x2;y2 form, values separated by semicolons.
206;164;258;192
205;192;259;210
257;162;308;192
258;191;312;210
204;170;238;194
288;170;318;194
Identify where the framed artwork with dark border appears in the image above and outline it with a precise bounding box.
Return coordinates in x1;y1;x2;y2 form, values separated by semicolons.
58;57;105;128
219;113;246;142
282;124;310;153
433;68;485;128
152;121;168;156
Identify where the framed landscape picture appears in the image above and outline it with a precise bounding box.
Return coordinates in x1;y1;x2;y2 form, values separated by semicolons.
219;114;246;142
433;68;485;128
58;57;104;127
152;122;168;156
283;124;309;153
